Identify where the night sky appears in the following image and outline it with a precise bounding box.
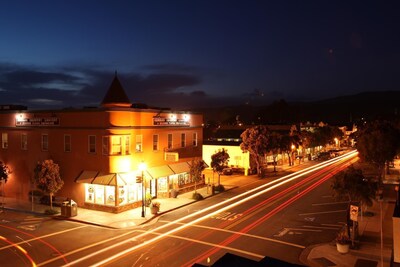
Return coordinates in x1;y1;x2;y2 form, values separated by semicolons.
1;1;399;110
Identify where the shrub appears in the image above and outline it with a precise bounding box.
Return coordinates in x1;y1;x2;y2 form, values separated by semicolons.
214;184;225;192
192;192;204;201
44;209;59;215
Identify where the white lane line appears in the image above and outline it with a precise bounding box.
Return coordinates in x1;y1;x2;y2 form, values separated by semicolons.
312;201;349;206
159;220;306;249
0;225;88;251
302;225;340;230
320;224;343;228
37;228;142;266
150;231;265;259
299;210;346;216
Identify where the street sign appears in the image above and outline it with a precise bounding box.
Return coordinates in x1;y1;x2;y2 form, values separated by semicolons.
350;205;359;221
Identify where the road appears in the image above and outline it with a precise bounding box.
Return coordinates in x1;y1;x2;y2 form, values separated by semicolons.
0;151;358;266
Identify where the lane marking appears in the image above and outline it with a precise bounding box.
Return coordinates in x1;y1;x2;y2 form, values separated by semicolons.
312;201;349;206
320;223;342;228
159;220;305;249
302;225;340;230
299;210;346;216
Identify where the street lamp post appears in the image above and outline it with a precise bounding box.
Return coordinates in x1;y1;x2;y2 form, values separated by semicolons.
139;162;147;218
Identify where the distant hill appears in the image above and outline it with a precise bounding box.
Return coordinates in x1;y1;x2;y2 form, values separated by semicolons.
193;91;400;125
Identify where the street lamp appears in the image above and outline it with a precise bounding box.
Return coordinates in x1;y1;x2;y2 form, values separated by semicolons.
139;161;147;218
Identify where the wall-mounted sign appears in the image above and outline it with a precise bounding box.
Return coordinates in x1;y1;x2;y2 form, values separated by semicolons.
153;115;190;126
165;152;179;162
16;115;60;126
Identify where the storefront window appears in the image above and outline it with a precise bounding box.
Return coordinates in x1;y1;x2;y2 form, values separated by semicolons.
158;177;168;193
85;184;95;203
105;186;115;206
118;186;127;205
95;185;105;204
128;184;138;203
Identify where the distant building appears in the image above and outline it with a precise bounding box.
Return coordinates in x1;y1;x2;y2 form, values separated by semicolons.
203;124;299;175
0;75;203;213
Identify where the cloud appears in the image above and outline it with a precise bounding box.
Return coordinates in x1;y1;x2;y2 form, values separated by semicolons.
0;62;208;109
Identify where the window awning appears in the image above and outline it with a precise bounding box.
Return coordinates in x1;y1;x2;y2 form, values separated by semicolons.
75;171;98;184
75;171;128;186
146;165;174;179
168;162;190;174
92;173;116;185
187;160;209;168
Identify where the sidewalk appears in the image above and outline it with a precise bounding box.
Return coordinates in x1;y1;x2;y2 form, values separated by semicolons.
1;158;397;267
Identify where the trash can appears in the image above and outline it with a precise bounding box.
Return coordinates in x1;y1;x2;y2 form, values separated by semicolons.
61;199;77;217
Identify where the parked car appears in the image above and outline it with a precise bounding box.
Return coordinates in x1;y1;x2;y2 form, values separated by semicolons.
222;168;233;175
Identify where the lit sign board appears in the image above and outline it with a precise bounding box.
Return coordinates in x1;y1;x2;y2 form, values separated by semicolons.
16;115;60;126
153;115;190;126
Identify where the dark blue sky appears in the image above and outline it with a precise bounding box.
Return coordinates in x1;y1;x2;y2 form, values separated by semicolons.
1;1;399;109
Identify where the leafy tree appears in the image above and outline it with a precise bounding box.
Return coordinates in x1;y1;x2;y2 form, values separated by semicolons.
189;158;206;193
240;125;269;176
0;161;11;206
0;161;11;184
331;165;377;239
34;160;64;210
210;148;230;185
356;120;400;182
267;132;281;172
280;134;300;166
331;166;377;207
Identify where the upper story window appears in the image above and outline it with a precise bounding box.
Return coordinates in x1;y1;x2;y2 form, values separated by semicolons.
153;135;159;151
2;133;8;149
125;135;130;155
21;134;28;150
111;136;122;155
193;132;198;147
88;135;96;153
136;135;142;152
64;134;71;152
42;134;48;151
167;134;173;150
102;136;109;155
181;133;186;148
103;135;131;155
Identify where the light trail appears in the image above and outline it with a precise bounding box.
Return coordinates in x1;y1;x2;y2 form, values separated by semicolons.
0;225;69;265
0;235;37;267
186;156;357;266
78;151;358;267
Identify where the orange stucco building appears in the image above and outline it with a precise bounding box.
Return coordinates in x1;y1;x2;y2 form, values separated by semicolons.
0;76;203;212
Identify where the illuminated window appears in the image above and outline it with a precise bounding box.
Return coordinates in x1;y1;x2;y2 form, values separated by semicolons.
88;135;96;153
21;134;27;150
64;134;71;152
111;136;122;155
136;135;142;152
153;135;159;151
193;132;197;147
167;133;173;149
125;136;130;154
1;133;8;149
181;133;186;148
42;134;48;151
102;136;109;155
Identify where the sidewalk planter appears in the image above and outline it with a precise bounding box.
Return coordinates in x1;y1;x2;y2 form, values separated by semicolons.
336;242;350;254
150;201;160;214
335;231;351;254
150;206;159;214
171;189;179;198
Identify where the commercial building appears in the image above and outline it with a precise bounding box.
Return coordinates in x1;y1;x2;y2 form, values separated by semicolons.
0;76;203;213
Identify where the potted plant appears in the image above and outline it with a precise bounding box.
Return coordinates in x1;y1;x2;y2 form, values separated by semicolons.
150;201;160;214
171;189;179;198
336;231;351;254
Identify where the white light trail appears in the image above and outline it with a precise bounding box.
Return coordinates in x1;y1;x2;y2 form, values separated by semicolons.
63;151;358;267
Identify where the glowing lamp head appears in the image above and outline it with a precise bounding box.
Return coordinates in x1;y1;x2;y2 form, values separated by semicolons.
139;162;147;172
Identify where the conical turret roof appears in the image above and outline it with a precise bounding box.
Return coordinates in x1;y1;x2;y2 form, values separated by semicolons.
101;74;131;108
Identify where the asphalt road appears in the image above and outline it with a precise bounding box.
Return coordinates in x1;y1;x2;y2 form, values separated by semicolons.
0;151;358;267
